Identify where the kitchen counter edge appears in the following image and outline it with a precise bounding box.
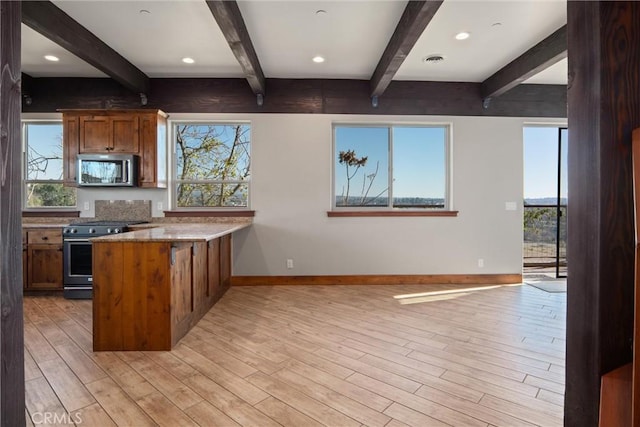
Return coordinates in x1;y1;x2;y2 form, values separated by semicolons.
91;223;250;243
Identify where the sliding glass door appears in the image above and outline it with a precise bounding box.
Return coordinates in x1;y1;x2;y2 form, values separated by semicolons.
523;126;568;278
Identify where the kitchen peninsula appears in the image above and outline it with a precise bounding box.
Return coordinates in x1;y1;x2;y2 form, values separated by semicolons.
91;223;250;351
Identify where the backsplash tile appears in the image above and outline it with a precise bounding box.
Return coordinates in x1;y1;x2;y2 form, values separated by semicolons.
95;200;152;222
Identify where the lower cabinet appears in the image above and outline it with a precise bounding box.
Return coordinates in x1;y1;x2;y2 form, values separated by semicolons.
93;234;233;351
220;234;232;292
24;229;63;291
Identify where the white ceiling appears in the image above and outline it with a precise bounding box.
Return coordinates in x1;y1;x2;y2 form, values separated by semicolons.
21;0;568;85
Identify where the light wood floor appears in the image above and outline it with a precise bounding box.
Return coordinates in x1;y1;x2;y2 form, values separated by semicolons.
23;283;566;427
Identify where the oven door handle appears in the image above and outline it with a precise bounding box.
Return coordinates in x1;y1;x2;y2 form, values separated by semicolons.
64;238;91;242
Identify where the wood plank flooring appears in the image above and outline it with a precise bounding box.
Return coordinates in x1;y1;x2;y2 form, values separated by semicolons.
23;283;566;426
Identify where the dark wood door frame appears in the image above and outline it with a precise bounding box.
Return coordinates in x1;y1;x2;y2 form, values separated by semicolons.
566;2;640;426
1;1;26;425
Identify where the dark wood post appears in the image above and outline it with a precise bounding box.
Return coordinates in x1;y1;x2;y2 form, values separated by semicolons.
566;2;640;425
0;1;25;426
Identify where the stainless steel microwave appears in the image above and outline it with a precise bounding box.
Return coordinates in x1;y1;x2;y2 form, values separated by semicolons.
77;154;138;187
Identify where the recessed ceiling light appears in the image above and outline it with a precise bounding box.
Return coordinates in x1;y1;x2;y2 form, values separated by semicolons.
312;55;325;63
182;57;195;64
44;55;59;62
315;9;327;15
455;32;470;40
491;22;502;27
139;9;151;14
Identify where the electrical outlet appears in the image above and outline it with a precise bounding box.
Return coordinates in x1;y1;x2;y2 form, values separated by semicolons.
157;202;163;211
478;258;484;268
286;259;294;269
83;202;90;211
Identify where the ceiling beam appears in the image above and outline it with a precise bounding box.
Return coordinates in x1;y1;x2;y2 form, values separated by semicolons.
370;1;444;98
206;0;266;96
21;1;149;95
481;24;567;100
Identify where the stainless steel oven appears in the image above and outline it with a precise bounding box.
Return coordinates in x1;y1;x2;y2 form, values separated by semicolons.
63;221;145;299
63;237;93;287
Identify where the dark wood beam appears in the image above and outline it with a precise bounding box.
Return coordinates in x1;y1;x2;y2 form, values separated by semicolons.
21;1;149;94
369;0;443;98
566;2;640;425
1;1;26;425
481;25;567;100
205;1;266;96
21;77;566;118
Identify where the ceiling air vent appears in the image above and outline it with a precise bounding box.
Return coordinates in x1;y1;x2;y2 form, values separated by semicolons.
423;55;445;64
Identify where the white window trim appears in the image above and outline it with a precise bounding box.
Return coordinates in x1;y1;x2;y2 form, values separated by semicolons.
331;122;453;212
169;119;252;210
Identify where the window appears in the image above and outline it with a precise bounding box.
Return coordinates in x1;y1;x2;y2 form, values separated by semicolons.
333;124;450;210
173;123;251;208
23;121;76;209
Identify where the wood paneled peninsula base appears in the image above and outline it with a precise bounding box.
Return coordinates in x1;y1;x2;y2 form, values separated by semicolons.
91;223;249;351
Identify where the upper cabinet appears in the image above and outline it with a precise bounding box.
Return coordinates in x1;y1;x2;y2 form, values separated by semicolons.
79;114;139;153
62;109;168;188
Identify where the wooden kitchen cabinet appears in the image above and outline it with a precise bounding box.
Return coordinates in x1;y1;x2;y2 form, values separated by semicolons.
207;238;221;299
25;229;63;290
22;230;27;290
63;115;79;185
61;109;167;187
219;234;232;293
79;114;139;153
93;233;233;351
139;111;168;188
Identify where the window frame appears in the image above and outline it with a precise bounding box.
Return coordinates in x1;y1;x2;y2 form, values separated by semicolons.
22;119;77;211
331;122;453;212
169;120;252;211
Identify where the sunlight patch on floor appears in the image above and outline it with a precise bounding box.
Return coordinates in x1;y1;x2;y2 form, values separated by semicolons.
393;285;504;305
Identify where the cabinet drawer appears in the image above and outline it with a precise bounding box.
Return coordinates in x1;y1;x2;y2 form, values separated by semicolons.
27;229;62;245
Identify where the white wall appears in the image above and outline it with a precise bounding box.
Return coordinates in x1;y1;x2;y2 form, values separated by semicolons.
24;112;566;276
230;114;566;276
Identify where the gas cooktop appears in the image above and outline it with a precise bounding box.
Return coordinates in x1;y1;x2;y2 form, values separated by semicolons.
63;220;148;236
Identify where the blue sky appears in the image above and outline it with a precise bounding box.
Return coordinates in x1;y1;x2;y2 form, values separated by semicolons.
523;126;568;200
25;123;64;180
334;126;446;201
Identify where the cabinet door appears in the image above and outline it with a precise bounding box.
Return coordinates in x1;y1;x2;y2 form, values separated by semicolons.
79;115;111;153
219;235;232;292
139;112;167;188
207;239;221;299
111;115;140;153
192;242;208;313
171;244;193;326
23;246;28;290
27;244;63;290
139;114;157;186
63;115;80;185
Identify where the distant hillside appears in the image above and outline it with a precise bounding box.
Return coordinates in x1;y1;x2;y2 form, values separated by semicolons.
525;197;567;206
335;196;444;207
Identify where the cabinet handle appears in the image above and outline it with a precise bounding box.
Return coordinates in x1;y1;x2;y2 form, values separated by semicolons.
170;246;176;266
42;236;48;240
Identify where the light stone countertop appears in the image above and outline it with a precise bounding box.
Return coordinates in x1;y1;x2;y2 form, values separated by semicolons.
91;222;251;243
22;223;69;229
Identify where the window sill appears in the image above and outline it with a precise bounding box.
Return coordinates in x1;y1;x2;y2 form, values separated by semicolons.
163;210;255;218
327;210;459;217
22;210;80;218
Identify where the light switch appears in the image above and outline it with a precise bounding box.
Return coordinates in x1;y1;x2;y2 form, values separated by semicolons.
505;201;517;211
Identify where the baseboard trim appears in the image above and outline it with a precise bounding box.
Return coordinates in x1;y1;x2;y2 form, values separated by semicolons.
232;274;523;286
